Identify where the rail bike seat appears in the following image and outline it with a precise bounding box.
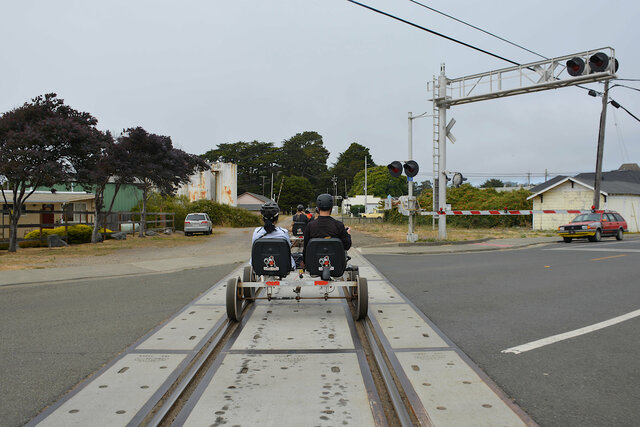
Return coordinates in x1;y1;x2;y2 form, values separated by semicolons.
292;222;306;238
304;238;347;280
251;238;294;278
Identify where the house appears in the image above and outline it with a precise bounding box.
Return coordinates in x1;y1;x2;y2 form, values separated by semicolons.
1;191;96;239
342;195;382;215
176;162;237;206
527;164;640;232
237;192;273;213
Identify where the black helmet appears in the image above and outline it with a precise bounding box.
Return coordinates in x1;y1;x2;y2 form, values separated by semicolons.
260;202;280;221
297;204;304;211
316;193;333;211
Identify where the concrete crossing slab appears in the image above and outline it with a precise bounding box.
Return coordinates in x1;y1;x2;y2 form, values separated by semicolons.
395;351;526;427
232;303;355;351
372;303;448;349
193;283;227;305
367;279;405;303
37;353;186;426
136;305;225;351
181;353;376;427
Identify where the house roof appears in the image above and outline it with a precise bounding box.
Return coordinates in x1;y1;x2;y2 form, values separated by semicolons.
1;191;94;204
527;168;640;200
239;192;273;204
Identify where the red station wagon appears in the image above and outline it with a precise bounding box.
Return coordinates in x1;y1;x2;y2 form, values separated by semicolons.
557;211;627;243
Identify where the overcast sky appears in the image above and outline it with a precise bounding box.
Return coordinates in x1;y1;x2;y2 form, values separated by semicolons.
2;0;639;186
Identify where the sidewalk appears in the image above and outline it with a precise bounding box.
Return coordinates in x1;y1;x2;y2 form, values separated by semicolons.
0;236;560;287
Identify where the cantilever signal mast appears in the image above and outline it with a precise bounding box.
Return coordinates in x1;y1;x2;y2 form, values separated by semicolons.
431;48;618;239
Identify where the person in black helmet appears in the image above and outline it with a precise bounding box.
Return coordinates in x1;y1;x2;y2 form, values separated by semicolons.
302;193;351;262
252;202;295;269
292;204;309;224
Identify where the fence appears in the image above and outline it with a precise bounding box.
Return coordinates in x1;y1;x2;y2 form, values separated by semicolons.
0;209;175;244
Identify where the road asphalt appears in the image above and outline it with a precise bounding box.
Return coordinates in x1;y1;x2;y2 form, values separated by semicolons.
0;234;560;286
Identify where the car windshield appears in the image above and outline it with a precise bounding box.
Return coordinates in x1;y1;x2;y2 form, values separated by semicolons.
186;214;205;221
571;213;600;222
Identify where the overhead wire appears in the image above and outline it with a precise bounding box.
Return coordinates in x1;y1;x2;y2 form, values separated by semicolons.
347;0;640;124
407;0;547;60
345;0;520;66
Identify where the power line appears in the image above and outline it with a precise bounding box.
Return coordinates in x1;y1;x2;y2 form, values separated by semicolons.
407;0;547;60
345;0;520;66
349;0;640;123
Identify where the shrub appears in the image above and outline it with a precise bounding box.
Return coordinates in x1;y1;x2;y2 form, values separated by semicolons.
416;185;533;228
23;224;95;244
132;194;262;229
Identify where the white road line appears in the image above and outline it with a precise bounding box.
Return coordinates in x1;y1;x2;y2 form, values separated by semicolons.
546;247;640;253
502;309;640;355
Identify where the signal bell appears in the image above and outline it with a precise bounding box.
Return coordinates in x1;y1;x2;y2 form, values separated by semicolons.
387;161;403;178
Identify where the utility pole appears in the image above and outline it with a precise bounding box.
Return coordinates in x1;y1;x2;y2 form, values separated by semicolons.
260;175;266;196
437;64;448;240
331;175;338;206
407;112;418;242
270;173;274;201
364;157;368;214
593;79;609;210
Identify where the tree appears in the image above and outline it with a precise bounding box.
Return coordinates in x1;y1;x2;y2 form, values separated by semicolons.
118;127;209;237
480;178;505;188
278;132;329;194
329;142;376;198
202;140;279;195
276;175;314;212
349;165;407;198
413;179;432;195
74;134;140;243
0;93;104;252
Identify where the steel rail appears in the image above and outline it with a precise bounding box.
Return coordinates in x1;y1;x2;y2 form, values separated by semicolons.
363;317;414;427
145;319;233;426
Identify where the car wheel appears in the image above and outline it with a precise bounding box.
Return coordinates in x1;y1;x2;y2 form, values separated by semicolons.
185;232;191;236
589;229;602;242
563;237;572;243
616;228;624;240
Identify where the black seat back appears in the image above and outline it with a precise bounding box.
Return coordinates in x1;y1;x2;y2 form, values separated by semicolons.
292;222;306;237
304;238;346;277
251;238;292;277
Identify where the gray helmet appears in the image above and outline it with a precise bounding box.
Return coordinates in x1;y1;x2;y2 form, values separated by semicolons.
260;202;280;221
316;193;333;211
297;204;304;211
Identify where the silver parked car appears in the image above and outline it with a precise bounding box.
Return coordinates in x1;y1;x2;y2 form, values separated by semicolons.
184;213;212;236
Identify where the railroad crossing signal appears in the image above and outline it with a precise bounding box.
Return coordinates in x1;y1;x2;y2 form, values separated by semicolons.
403;160;419;178
387;161;403;178
567;52;619;77
387;161;420;179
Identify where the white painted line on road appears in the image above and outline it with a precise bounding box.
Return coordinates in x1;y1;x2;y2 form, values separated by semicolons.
502;309;640;354
546;247;640;253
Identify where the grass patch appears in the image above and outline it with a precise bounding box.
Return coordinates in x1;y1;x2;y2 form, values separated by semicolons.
349;222;552;243
0;232;209;271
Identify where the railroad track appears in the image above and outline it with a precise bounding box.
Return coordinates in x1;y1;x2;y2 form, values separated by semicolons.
28;253;535;426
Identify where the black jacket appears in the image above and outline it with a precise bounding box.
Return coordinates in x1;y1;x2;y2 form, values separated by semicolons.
302;215;351;260
292;213;309;224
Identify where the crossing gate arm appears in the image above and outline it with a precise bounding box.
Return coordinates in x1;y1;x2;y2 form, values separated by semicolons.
417;209;596;216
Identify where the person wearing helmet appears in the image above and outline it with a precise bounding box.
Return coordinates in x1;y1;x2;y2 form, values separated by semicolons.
302;193;351;262
252;202;295;269
292;204;309;224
